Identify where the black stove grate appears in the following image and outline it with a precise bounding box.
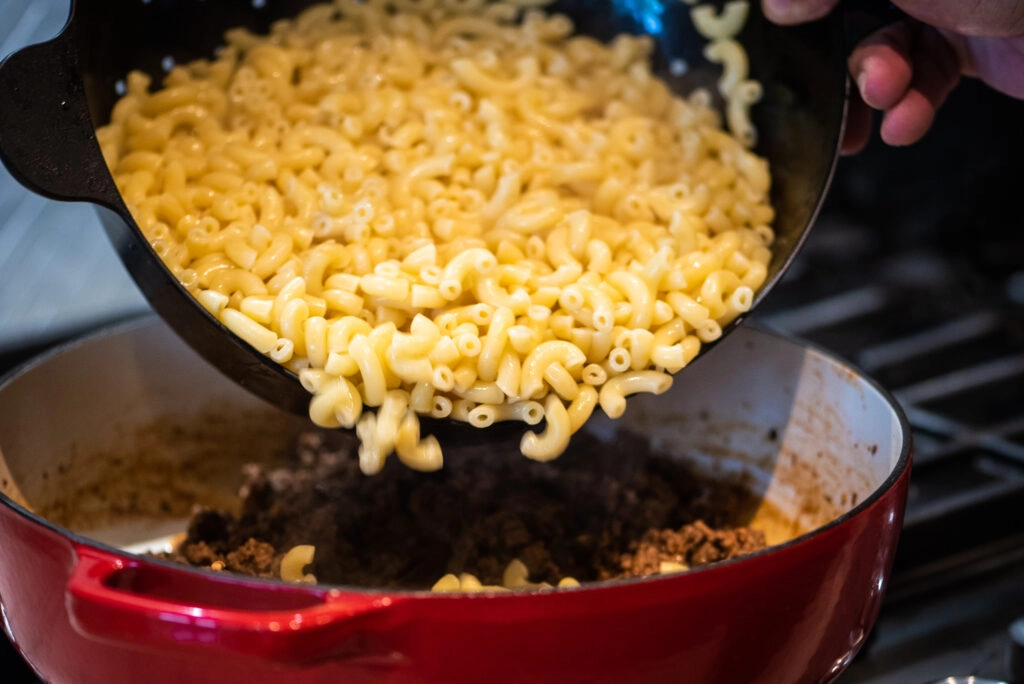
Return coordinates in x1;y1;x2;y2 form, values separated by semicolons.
754;182;1024;682
757;215;1024;607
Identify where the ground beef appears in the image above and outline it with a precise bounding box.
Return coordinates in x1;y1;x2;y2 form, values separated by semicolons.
616;521;767;578
161;429;768;588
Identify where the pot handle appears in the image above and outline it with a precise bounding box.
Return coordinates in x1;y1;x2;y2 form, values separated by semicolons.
66;546;407;666
0;21;123;208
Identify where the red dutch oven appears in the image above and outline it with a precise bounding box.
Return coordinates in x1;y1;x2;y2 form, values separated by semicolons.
0;317;910;684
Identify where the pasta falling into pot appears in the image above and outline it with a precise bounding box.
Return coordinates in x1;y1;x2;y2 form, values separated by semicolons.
97;0;772;475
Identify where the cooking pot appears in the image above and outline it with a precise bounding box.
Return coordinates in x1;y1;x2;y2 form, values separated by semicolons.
0;317;910;684
0;0;847;419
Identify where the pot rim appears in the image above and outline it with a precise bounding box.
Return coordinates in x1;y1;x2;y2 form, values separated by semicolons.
0;313;912;599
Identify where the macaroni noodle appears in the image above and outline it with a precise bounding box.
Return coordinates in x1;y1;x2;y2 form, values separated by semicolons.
99;0;773;473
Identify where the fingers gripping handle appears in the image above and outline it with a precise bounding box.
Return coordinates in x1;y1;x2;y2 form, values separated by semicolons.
0;24;121;207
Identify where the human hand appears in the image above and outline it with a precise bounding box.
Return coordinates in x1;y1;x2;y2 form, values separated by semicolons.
761;0;1024;153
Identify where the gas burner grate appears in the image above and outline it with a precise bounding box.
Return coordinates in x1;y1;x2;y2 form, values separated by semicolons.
756;214;1024;604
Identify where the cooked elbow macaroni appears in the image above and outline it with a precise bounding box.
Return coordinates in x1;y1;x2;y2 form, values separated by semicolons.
691;1;761;145
431;558;581;592
98;0;773;473
280;544;317;583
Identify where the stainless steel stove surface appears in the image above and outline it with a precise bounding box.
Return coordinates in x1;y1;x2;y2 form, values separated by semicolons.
2;1;1024;682
0;0;147;355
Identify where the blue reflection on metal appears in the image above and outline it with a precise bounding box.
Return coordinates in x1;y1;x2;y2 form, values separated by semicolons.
609;0;666;36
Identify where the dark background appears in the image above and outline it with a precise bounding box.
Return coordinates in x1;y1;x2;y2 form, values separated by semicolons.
1;0;1023;675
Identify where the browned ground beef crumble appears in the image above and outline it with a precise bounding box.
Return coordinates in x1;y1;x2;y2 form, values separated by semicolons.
162;430;767;587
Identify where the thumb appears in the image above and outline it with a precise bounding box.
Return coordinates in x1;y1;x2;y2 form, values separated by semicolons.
893;0;1024;37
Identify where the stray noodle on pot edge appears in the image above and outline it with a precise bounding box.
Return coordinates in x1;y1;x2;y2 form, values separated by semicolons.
280;545;580;591
97;0;772;474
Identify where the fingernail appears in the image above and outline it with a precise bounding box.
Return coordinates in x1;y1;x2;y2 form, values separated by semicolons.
764;0;806;22
763;0;793;20
764;0;832;23
856;71;868;98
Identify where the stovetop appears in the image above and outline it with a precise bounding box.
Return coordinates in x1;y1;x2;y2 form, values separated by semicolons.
756;218;1024;684
1;1;1023;682
754;77;1024;683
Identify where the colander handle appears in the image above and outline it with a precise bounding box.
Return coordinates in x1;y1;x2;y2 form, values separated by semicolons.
0;21;123;209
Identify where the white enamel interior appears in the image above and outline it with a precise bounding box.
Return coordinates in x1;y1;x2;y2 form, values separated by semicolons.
0;318;905;550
